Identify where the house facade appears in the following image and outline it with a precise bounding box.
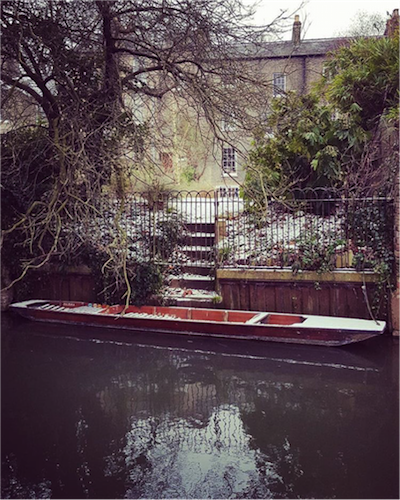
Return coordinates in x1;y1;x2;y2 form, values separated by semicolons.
136;16;351;194
2;10;397;196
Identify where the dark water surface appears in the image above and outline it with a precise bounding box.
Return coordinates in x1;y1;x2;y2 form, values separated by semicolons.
1;313;399;499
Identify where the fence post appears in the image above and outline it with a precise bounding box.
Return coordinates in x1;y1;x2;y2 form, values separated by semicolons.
213;189;219;251
391;181;400;337
215;190;228;241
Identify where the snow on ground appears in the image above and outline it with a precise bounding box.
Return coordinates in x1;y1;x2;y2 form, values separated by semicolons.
61;194;383;301
65;195;354;270
163;287;218;298
219;210;346;265
167;196;243;223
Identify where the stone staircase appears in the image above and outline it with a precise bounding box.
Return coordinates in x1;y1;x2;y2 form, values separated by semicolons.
164;221;219;307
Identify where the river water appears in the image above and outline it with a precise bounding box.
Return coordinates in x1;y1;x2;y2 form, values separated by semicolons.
1;313;399;499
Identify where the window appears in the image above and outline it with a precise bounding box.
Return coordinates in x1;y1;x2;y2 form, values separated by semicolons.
217;185;239;198
222;147;236;175
221;112;237;132
273;73;286;96
131;56;147;89
322;64;333;81
160;152;173;172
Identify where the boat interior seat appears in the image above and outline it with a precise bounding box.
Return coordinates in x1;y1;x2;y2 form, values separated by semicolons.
261;314;306;325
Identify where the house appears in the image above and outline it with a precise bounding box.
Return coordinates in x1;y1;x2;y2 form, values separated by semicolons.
2;9;397;196
141;16;352;195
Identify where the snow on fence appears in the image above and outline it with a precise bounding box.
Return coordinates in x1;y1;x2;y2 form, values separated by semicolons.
69;190;393;270
216;191;394;270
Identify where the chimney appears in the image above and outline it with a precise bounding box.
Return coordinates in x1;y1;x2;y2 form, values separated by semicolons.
384;9;399;37
292;15;301;46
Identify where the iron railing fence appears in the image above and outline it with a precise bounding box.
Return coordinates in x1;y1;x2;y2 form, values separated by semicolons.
94;189;394;271
98;191;218;268
216;188;394;271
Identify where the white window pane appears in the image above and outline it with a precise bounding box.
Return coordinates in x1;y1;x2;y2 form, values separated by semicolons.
222;147;236;174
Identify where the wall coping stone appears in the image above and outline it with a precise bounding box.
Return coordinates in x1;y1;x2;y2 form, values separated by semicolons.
217;268;380;283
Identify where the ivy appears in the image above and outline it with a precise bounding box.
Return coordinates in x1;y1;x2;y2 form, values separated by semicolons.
344;201;395;315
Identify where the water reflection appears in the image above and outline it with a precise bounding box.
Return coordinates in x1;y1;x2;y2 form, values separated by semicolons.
119;405;268;498
1;315;399;499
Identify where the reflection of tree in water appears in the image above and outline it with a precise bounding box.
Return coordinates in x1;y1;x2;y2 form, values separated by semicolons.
2;329;397;499
118;405;285;498
92;346;395;499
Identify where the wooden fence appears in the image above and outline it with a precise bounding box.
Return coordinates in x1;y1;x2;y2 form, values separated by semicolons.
217;269;390;323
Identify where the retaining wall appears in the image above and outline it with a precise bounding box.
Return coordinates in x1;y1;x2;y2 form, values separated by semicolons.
217;268;392;328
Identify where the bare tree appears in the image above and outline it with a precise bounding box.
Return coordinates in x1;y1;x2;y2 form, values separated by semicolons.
335;9;386;37
1;0;297;303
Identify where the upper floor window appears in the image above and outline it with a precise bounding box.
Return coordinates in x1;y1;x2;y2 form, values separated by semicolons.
322;63;334;82
222;147;236;175
132;56;147;85
160;152;173;172
221;116;236;132
221;110;238;132
273;73;286;97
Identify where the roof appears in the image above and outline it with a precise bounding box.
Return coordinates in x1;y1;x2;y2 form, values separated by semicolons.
235;37;351;59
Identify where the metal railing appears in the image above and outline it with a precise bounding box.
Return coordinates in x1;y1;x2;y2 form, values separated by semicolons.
216;188;394;271
100;191;218;268
96;188;394;272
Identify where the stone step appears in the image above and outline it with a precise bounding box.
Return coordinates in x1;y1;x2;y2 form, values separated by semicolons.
167;297;218;308
162;289;220;308
185;222;215;234
181;247;214;260
181;264;215;276
168;274;215;291
184;234;215;246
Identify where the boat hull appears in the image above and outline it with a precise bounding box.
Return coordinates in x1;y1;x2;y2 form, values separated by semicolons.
9;300;386;347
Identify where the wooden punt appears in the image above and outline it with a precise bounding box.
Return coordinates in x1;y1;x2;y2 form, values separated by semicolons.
9;299;386;347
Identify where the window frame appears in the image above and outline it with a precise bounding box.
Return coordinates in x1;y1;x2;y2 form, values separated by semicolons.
222;146;237;176
273;73;286;97
160;151;173;172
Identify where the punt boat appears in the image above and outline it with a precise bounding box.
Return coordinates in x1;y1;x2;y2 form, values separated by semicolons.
9;299;386;347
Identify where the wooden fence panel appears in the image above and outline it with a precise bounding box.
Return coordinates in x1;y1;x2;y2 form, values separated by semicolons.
30;272;96;302
217;272;387;321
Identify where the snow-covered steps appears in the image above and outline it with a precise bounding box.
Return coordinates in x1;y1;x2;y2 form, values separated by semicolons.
162;287;220;308
184;233;215;247
180;246;214;261
181;221;216;263
168;273;215;291
184;222;215;234
180;263;215;274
